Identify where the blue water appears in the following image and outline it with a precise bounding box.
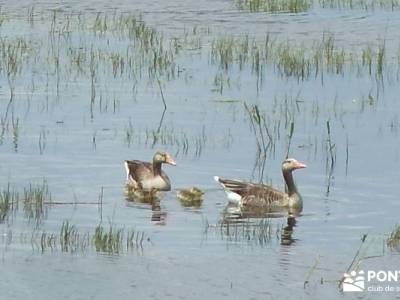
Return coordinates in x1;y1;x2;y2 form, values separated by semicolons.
0;1;400;299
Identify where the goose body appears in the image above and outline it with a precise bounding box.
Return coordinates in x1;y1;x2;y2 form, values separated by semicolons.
214;158;306;209
124;151;176;191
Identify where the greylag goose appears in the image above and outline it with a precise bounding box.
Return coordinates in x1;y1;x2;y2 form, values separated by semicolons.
214;158;306;209
124;151;176;191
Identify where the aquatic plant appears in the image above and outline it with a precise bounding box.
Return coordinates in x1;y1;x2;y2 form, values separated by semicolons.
244;103;275;182
210;33;392;82
23;181;52;225
0;184;19;223
24;220;145;254
94;223;145;254
319;0;400;10
387;224;400;251
235;0;312;12
59;220;89;253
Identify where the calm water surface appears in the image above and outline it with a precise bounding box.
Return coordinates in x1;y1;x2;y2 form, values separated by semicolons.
0;1;399;299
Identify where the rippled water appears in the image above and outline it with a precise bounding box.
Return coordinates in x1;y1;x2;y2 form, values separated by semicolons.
0;1;400;299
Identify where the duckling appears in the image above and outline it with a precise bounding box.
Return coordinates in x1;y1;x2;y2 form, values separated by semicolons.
124;185;159;203
177;187;204;207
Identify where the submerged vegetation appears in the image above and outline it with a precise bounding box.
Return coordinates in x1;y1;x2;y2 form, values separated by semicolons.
211;33;390;82
387;224;400;251
0;181;51;224
94;223;145;254
318;0;400;10
28;221;146;254
234;0;400;11
235;0;312;12
0;181;146;255
0;184;19;223
23;181;52;225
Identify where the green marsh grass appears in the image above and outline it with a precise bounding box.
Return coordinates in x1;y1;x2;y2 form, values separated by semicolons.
60;221;89;253
94;223;145;254
23;221;145;254
244;103;275;182
93;224;123;254
0;184;19;223
234;0;400;11
319;0;400;10
23;181;52;225
235;0;312;12
387;224;400;251
210;33;391;82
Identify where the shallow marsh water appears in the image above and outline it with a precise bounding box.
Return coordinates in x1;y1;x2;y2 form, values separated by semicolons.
0;1;400;299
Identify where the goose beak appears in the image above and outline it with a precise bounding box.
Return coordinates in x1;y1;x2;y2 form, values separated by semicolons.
295;161;306;169
166;154;177;166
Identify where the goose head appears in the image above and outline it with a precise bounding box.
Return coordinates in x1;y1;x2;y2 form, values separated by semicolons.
153;151;176;166
282;158;306;172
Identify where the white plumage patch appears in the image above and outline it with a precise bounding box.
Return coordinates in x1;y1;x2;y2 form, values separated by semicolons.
225;190;242;204
214;176;242;204
124;161;130;181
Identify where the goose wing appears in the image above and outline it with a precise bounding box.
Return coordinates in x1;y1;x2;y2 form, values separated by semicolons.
214;177;257;196
124;160;153;186
215;176;288;206
244;185;287;207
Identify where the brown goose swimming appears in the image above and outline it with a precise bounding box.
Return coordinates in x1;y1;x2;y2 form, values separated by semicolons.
124;151;176;191
214;158;306;209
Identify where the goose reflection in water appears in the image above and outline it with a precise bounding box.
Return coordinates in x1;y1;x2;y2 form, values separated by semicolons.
220;202;298;246
124;185;167;225
280;216;296;246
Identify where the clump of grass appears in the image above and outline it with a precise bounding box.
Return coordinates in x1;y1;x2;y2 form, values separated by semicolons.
126;229;146;251
94;223;145;254
235;0;312;12
210;33;390;82
27;221;145;254
23;181;52;225
59;220;89;253
319;0;400;10
0;37;31;99
387;224;400;251
0;184;19;223
39;231;57;253
93;224;124;254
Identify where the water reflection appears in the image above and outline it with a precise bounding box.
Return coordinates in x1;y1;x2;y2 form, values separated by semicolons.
218;203;298;247
124;185;167;225
223;202;302;220
124;185;161;203
280;216;296;246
